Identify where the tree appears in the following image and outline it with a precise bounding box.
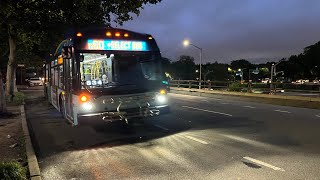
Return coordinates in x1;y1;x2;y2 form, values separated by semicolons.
0;0;162;113
230;59;254;80
0;71;6;113
161;57;172;73
171;55;196;80
202;62;229;81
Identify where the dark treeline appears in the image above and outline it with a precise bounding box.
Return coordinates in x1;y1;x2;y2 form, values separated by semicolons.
162;41;320;82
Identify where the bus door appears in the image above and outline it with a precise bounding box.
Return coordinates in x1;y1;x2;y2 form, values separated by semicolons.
63;57;74;121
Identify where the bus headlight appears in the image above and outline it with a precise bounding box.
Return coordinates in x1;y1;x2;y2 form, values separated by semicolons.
82;102;93;110
156;94;167;104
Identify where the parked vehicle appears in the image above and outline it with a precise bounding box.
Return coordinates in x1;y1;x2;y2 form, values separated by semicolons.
261;78;271;83
26;77;44;86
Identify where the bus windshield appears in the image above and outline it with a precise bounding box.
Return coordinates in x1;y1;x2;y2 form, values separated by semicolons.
80;53;163;89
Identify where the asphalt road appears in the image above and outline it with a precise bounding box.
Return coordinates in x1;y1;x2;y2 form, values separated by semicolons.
22;86;320;180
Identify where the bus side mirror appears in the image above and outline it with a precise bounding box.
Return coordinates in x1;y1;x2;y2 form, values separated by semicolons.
80;55;84;62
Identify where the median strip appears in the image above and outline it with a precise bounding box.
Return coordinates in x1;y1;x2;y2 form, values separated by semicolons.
274;110;291;113
182;106;233;117
243;156;285;171
184;135;209;145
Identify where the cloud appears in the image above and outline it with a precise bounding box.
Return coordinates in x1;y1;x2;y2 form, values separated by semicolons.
121;0;320;63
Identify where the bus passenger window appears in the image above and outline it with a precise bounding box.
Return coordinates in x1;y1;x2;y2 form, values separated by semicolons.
59;65;64;88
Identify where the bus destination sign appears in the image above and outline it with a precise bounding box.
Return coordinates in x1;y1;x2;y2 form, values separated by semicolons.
87;39;148;51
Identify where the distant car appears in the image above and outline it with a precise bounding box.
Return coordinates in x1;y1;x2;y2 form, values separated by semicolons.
27;77;44;86
313;80;319;84
261;78;271;83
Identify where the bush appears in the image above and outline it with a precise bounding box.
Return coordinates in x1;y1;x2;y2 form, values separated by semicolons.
0;161;27;180
11;92;25;105
228;82;243;92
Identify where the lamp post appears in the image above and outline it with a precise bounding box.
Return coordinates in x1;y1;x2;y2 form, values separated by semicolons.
183;40;202;89
238;68;247;83
270;59;286;94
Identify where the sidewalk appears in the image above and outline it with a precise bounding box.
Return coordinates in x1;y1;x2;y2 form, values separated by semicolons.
0;106;27;174
0;104;41;180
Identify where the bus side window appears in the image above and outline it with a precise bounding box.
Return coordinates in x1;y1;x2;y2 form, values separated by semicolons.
50;67;54;86
59;65;64;89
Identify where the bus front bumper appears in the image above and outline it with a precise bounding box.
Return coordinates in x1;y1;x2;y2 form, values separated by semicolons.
78;105;169;122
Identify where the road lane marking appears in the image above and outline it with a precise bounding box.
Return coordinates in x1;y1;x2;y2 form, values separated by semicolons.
316;115;320;118
185;135;208;145
243;106;256;109
153;124;169;131
220;102;229;105
274;110;291;114
182;106;233;117
243;156;285;171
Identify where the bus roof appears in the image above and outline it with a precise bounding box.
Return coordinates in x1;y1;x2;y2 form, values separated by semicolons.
65;26;152;39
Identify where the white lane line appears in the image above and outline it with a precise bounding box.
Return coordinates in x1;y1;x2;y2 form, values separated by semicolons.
316;115;320;118
153;124;169;131
220;102;229;105
185;135;209;145
243;156;285;171
182;106;233;117
243;106;256;109
274;110;291;113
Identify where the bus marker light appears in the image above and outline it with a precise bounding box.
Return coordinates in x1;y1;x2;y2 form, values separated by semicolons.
115;32;121;37
124;33;129;37
148;36;153;40
76;32;82;37
80;95;89;102
160;89;167;94
58;57;63;65
106;32;112;36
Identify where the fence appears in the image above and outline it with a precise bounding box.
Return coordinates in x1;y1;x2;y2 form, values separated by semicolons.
169;80;320;93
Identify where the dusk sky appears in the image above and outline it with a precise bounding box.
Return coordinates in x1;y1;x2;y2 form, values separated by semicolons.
121;0;320;64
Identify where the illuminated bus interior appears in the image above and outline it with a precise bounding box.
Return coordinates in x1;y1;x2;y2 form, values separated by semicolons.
80;53;162;89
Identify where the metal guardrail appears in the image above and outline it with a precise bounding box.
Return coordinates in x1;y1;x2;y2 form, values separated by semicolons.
169;80;320;93
169;80;230;90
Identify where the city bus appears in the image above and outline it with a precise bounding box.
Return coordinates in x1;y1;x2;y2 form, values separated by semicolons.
44;27;169;126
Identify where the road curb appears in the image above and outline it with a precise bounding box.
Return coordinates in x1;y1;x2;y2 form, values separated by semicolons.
20;105;41;180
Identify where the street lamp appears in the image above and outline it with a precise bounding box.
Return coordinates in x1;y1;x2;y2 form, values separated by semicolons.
270;59;286;94
238;68;247;83
183;39;203;89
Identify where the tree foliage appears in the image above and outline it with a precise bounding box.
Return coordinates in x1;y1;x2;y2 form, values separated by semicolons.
171;55;196;80
0;0;162;112
164;40;320;82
